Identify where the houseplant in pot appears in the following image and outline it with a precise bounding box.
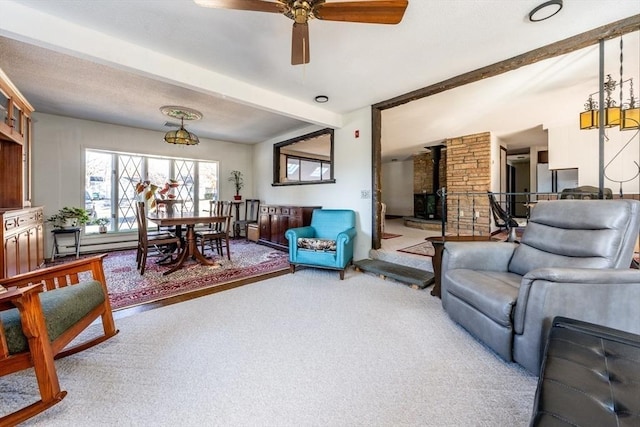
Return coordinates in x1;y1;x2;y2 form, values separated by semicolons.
228;170;244;200
92;217;110;234
47;206;91;229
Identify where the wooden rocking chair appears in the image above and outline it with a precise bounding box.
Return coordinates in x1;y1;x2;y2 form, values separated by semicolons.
0;255;118;425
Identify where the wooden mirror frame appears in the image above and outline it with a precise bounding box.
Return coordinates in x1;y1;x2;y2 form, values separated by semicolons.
272;128;335;186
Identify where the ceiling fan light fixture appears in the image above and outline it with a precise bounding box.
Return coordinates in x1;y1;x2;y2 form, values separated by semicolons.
292;1;311;24
193;0;408;65
528;0;563;22
315;95;329;103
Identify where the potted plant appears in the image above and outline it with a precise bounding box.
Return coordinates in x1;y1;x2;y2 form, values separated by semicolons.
228;170;244;200
92;217;110;234
47;206;91;229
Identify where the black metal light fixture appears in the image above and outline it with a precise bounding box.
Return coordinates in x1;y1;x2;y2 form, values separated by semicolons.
579;37;639;131
314;95;329;103
160;106;203;145
528;0;563;22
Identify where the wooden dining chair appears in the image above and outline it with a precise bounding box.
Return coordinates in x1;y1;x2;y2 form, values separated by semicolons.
196;200;233;260
234;198;260;239
135;202;182;275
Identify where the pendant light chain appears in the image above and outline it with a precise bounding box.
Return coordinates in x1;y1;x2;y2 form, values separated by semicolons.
619;37;623;109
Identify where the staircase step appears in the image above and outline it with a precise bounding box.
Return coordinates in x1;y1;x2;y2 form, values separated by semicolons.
353;258;435;289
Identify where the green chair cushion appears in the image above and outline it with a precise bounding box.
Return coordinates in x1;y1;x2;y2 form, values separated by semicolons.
0;280;105;355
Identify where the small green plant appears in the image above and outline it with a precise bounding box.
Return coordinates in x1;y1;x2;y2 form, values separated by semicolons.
228;170;244;196
91;217;110;226
90;217;110;233
47;207;91;229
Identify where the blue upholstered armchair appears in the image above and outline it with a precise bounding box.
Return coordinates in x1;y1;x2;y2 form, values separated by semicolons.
285;209;357;279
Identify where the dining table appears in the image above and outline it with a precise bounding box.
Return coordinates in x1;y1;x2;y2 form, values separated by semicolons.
147;211;228;276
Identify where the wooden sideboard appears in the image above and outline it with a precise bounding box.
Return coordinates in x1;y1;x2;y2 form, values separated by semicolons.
0;66;42;278
1;206;45;278
258;205;321;251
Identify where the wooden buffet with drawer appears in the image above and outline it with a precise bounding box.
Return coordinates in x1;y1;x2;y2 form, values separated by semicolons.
1;207;45;278
258;205;321;251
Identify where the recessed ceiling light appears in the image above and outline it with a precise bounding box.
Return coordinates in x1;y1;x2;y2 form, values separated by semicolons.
315;95;329;103
528;0;563;22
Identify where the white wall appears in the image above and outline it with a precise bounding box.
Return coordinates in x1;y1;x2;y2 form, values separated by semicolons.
490;133;501;193
32;112;254;252
548;122;640;194
381;160;413;217
254;107;373;261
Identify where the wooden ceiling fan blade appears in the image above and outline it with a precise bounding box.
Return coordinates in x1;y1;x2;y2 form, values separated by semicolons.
314;0;408;24
291;22;310;65
193;0;285;13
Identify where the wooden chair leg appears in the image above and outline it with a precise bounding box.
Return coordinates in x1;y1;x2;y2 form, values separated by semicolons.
136;246;142;270
290;264;296;274
139;250;147;275
339;269;345;280
2;291;67;425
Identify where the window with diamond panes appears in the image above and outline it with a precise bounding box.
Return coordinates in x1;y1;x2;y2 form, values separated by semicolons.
85;149;218;234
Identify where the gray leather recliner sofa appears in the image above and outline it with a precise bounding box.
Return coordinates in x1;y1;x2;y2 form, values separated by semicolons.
440;199;640;374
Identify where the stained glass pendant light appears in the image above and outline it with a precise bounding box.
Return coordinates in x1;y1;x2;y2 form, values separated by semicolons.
160;106;203;145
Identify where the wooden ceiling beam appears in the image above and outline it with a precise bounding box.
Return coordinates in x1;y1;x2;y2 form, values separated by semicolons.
374;14;640;111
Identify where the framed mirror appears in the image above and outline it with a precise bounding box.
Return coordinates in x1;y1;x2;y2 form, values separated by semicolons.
273;128;335;186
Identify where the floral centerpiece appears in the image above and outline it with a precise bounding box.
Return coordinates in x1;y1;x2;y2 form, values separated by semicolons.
157;179;180;200
135;181;159;210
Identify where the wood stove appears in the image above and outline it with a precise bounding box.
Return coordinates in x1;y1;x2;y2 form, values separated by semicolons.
414;193;438;219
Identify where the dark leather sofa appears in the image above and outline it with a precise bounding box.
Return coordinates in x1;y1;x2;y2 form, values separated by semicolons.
531;317;640;426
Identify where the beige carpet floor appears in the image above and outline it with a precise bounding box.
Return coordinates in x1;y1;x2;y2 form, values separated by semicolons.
1;268;537;426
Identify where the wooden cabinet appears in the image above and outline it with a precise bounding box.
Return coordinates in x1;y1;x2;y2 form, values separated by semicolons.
1;207;45;278
0;67;41;278
258;205;321;251
0;66;34;208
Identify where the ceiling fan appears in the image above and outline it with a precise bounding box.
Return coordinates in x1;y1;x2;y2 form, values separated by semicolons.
193;0;409;65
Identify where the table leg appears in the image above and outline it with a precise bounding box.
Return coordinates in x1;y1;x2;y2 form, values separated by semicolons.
51;234;58;261
162;225;218;276
74;230;80;259
430;241;444;298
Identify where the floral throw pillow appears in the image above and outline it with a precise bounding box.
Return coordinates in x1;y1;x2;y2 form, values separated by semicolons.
297;238;337;252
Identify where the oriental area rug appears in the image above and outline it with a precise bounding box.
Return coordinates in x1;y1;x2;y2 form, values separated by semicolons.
381;232;402;239
397;241;435;257
51;240;289;310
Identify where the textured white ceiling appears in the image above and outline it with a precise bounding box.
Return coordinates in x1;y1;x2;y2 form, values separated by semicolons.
0;0;638;153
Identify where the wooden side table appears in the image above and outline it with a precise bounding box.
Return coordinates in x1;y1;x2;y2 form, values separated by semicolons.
51;227;81;260
427;235;492;298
